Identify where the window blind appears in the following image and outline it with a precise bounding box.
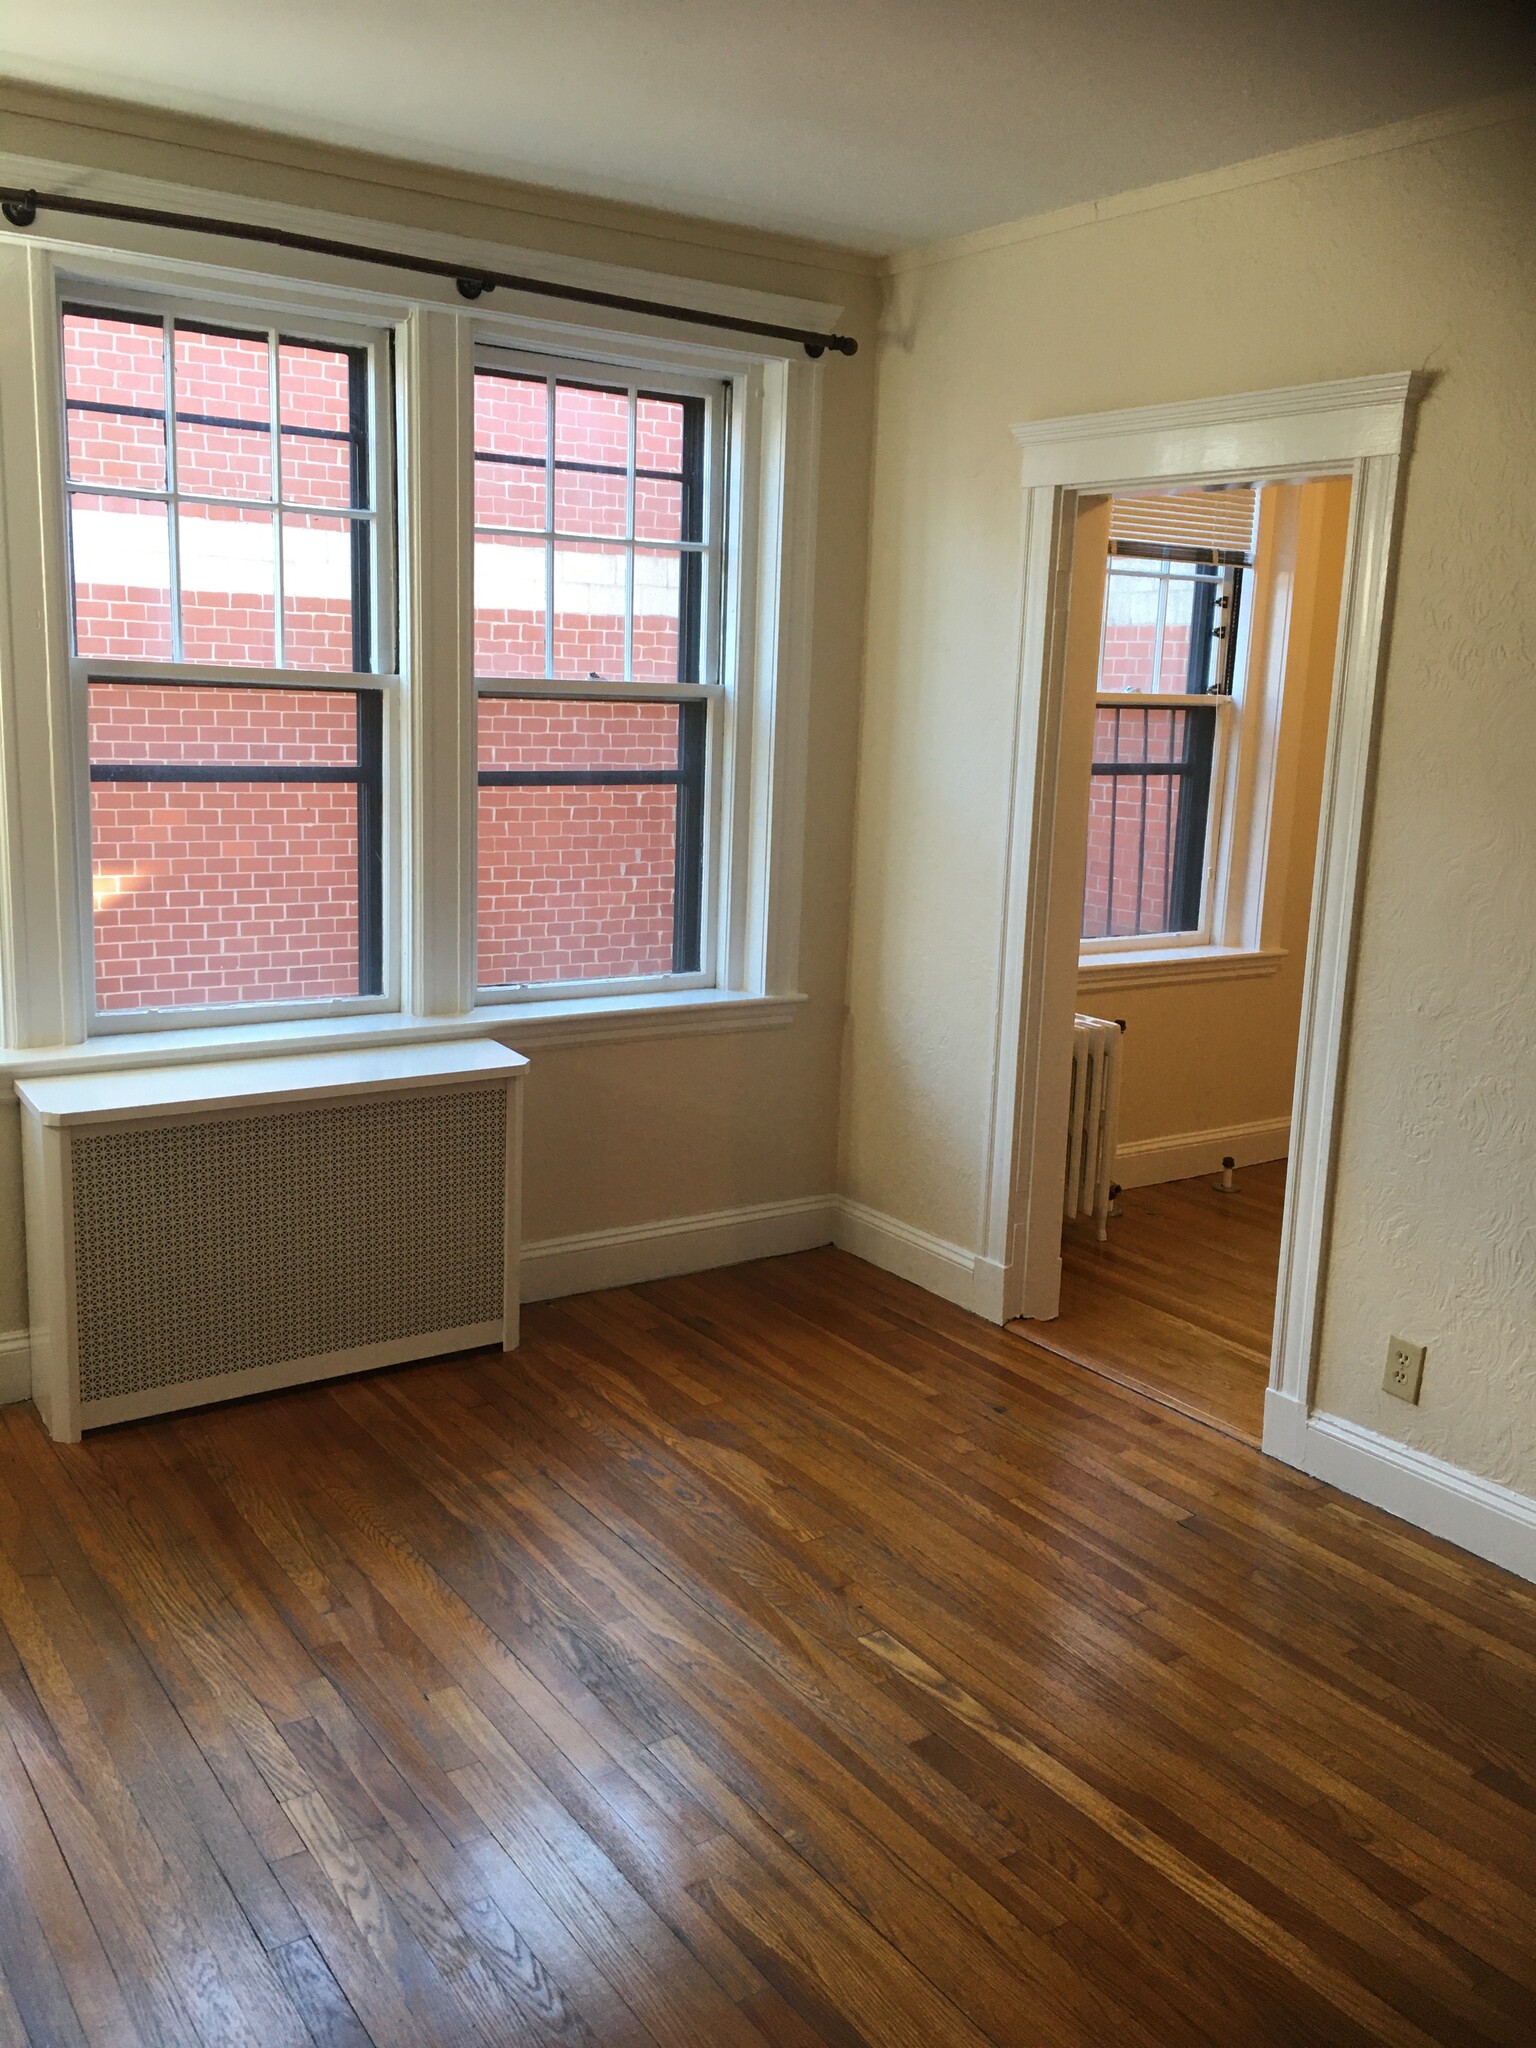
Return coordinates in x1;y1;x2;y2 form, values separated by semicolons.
1109;487;1257;557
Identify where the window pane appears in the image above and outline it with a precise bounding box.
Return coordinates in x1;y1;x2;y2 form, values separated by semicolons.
174;326;273;501
635;395;684;472
632;548;685;681
477;695;680;772
179;503;277;666
554;382;627;467
93;783;361;1010
63;312;167;492
476;455;546;532
475;371;546;460
283;513;363;670
475;532;547;677
1101;560;1215;695
89;685;357;765
1082;705;1214;939
69;495;173;660
477;698;683;987
553;542;627;680
554;463;627;537
279;343;358;509
89;684;365;1011
634;475;683;544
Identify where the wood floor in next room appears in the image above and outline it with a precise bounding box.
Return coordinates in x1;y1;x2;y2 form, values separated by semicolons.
1;1247;1533;2048
1018;1158;1288;1442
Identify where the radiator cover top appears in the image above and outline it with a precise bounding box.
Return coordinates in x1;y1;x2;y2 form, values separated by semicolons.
69;1085;507;1405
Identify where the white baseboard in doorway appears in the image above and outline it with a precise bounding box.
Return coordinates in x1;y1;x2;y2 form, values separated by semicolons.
1264;1392;1536;1584
831;1198;982;1314
1113;1116;1290;1190
0;1329;30;1404
521;1195;837;1303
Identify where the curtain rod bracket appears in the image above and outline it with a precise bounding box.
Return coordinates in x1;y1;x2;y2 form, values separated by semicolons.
2;191;37;228
456;277;494;301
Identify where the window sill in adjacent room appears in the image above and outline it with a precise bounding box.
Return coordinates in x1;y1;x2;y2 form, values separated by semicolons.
0;989;805;1082
1077;945;1285;994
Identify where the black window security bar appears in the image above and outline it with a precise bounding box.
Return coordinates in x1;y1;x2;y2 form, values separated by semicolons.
1090;704;1216;936
90;688;386;995
478;698;707;975
5;188;857;359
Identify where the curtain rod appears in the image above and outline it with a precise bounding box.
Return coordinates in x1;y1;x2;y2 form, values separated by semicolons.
0;187;858;358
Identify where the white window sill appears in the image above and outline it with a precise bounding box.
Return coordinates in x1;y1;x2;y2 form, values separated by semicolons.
0;988;805;1082
1077;945;1286;993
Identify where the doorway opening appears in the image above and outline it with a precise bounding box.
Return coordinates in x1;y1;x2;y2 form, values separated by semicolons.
1017;476;1352;1442
984;375;1415;1474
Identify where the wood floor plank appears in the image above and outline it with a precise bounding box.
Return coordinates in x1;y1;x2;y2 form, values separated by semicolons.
1013;1161;1287;1439
1;1242;1531;2046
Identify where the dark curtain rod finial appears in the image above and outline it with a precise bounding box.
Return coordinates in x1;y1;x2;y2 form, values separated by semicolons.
1;186;857;358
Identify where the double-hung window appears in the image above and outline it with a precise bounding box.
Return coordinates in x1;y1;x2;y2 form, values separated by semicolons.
25;255;801;1055
61;298;394;1022
1081;490;1255;948
471;351;723;994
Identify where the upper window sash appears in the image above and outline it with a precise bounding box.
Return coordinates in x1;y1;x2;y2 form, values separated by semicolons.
470;342;726;694
59;292;397;681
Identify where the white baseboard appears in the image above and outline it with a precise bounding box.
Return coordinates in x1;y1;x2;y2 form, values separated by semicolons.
1113;1115;1290;1190
831;1198;982;1315
1265;1393;1536;1584
521;1195;837;1303
0;1329;30;1404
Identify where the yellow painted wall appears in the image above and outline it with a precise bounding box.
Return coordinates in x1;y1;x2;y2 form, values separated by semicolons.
0;81;882;1330
1077;478;1350;1163
844;102;1536;1492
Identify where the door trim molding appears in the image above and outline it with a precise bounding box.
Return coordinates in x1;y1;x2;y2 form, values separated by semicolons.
985;377;1417;1475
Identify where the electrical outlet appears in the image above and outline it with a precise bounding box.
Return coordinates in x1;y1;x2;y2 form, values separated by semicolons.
1383;1335;1427;1404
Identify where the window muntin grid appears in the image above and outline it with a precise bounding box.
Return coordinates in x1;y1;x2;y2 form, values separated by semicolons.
62;305;380;675
472;366;711;685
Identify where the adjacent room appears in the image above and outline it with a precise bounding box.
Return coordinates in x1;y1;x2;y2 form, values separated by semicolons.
0;5;1532;2044
1032;475;1350;1442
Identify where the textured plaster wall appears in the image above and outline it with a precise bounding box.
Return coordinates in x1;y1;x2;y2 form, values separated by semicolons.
845;105;1536;1494
0;83;881;1334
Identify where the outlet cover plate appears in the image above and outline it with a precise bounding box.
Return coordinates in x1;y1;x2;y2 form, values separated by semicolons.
1383;1335;1427;1403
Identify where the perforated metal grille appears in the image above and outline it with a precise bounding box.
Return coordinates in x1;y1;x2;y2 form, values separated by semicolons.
70;1086;506;1405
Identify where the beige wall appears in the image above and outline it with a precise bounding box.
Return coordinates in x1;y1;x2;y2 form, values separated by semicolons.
1079;478;1349;1155
844;104;1536;1493
0;83;881;1331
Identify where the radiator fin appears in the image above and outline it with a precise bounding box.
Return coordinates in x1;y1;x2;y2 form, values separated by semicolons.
69;1086;505;1404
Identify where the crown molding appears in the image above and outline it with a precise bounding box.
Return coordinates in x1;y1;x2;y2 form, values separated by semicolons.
887;87;1536;276
0;76;879;283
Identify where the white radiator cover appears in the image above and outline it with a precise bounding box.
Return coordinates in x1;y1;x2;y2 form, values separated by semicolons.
17;1041;526;1441
1065;1014;1124;1242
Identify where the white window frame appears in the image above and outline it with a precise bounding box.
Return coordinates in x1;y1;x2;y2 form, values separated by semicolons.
56;280;402;1035
469;341;728;1005
1080;538;1265;968
0;184;824;1070
1077;484;1330;986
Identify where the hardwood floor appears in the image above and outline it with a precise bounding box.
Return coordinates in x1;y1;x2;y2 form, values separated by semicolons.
1;1246;1533;2046
1017;1159;1288;1442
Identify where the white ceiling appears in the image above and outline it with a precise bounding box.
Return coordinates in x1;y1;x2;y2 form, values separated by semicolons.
3;1;1532;252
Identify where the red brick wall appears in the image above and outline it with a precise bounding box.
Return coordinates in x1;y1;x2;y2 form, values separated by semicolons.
65;315;699;1008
